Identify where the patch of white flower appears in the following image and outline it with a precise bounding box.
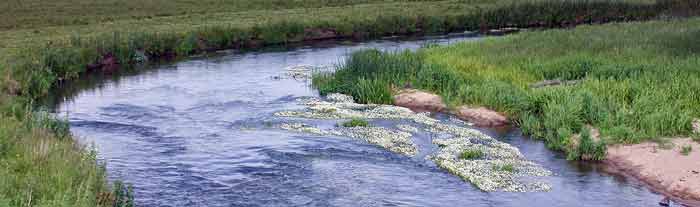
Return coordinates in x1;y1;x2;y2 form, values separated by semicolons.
274;95;437;125
337;127;416;156
279;122;417;156
280;65;334;80
430;136;552;192
326;93;355;103
275;93;552;192
396;124;419;133
279;123;332;136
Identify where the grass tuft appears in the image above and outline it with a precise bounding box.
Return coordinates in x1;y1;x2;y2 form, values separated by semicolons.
681;145;693;156
341;118;370;127
493;163;516;173
460;149;484;160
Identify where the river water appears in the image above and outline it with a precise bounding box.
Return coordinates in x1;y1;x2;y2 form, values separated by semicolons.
49;37;667;207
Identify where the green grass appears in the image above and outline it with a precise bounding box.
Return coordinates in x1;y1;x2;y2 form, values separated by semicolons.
341;118;371;128
3;0;683;99
313;17;700;160
460;149;484;160
681;145;693;156
0;0;440;30
568;128;607;160
0;98;132;206
493;163;516;172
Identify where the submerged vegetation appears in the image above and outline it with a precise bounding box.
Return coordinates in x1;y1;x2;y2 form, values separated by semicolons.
313;18;700;160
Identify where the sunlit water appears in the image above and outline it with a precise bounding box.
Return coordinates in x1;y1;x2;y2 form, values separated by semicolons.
49;37;667;207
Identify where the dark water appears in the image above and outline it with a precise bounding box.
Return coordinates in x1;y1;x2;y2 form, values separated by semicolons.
50;37;667;207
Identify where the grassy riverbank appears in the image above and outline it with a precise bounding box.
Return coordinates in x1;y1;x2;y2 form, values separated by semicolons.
0;0;697;205
3;0;683;98
313;17;700;160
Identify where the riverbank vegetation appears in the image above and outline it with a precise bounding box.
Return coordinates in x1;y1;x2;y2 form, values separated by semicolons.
5;0;692;99
0;0;698;205
313;17;700;160
0;106;125;206
681;145;693;156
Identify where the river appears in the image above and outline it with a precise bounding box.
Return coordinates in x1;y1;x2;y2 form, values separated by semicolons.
47;36;668;207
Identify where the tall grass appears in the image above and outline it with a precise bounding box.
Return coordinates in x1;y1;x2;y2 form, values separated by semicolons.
0;98;132;206
313;18;700;160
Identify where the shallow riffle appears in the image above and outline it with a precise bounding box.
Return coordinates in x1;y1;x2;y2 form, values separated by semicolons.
275;93;552;192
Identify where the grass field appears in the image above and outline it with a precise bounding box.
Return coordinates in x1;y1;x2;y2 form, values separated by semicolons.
313;18;700;160
0;0;697;206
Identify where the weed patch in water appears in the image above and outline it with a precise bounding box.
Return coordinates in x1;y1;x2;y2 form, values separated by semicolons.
341;118;370;127
493;163;516;173
277;94;552;192
460;149;484;160
681;145;693;156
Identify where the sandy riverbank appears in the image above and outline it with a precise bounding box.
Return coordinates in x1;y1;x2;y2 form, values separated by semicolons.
605;138;700;206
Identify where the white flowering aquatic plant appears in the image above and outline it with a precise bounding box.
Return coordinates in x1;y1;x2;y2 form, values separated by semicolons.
279;122;417;156
276;93;552;192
